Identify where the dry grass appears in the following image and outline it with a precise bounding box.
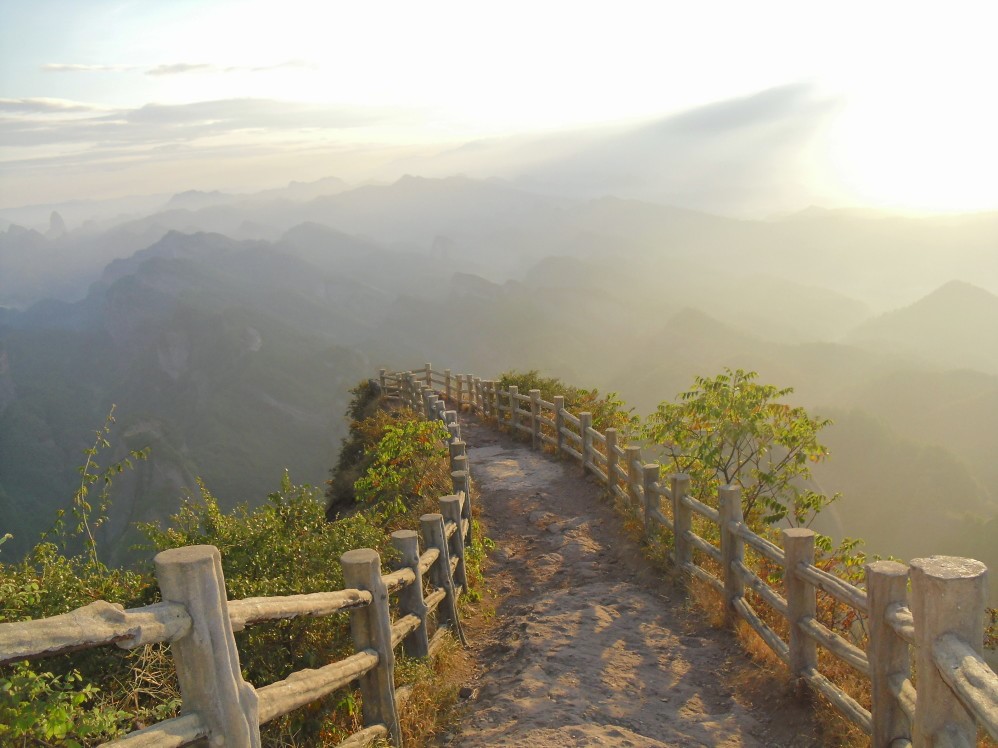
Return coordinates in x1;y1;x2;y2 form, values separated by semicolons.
686;575;729;629
394;635;476;746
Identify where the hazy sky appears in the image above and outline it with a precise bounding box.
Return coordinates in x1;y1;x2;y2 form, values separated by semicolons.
1;0;996;213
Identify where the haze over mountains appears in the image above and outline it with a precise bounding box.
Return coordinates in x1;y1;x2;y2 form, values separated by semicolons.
1;171;997;591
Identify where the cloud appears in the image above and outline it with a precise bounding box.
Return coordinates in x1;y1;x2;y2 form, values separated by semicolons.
0;98;401;149
228;59;317;73
146;63;215;76
42;60;317;76
0;98;101;114
41;63;135;73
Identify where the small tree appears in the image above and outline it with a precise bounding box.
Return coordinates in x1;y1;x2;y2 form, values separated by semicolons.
644;368;836;528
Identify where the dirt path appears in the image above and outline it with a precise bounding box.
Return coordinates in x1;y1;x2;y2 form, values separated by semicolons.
443;416;827;747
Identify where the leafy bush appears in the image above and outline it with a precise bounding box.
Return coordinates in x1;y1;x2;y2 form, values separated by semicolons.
353;418;451;522
1;387;463;746
644;367;837;528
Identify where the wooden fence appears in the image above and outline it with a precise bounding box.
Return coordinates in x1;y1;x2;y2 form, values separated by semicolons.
385;364;998;748
0;400;474;748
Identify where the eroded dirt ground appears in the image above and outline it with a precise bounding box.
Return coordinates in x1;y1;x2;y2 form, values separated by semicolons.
442;416;828;747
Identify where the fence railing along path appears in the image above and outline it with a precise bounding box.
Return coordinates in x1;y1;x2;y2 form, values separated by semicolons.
0;398;477;748
384;364;998;748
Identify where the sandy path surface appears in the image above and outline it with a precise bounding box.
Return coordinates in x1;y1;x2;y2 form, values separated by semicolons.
444;417;825;747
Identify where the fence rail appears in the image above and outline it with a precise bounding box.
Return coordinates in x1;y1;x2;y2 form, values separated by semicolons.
0;389;477;748
393;364;998;748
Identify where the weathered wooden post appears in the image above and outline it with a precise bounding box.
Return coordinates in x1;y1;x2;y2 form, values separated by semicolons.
641;464;660;541
154;545;261;747
909;556;987;747
670;474;692;567
625;445;642;507
444;369;452;403
445;416;461;443
783;528;818;690
424;363;432;387
340;548;402;745
420;513;466;644
391;530;430;659
529;389;541;450
450;458;473;547
718;485;744;622
508;386;519;433
440;495;469;593
865;560;911;747
605;428;618;493
554;395;565;455
448;439;466;471
579;412;593;473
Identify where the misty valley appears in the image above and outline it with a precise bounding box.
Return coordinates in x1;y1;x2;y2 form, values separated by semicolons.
1;174;997;593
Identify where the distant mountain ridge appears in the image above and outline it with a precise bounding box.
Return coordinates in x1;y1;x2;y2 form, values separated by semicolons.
848;280;998;373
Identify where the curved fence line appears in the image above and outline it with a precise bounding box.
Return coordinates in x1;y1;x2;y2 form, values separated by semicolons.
388;364;998;748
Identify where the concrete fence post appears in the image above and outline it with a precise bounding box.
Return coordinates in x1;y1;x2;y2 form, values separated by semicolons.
434;400;446;424
154;545;261;747
391;530;430;659
718;485;744;622
605;428;618;492
440;495;469;593
465;374;474;412
579;412;593;473
529;389;541;450
670;473;691;567
424;363;432;387
448;439;467;471
909;556;987;747
554;395;565;455
481;380;491;420
379;368;387;392
426;393;438;421
420;513;466;645
865;560;911;747
450;460;473;547
641;464;660;542
489;381;498;420
445;415;461;443
508;386;519;433
455;376;464;413
340;549;402;746
625;445;642;508
783;528;818;689
473;377;482;415
444;369;452;403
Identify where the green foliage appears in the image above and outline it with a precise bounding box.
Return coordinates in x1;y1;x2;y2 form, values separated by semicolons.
0;382;468;745
40;405;149;568
497;369;638;435
0;663;128;747
644;368;837;527
326;380;388;515
0;411;155;745
353;419;451;520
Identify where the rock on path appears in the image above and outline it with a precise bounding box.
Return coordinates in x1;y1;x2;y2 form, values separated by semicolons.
445;417;823;747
